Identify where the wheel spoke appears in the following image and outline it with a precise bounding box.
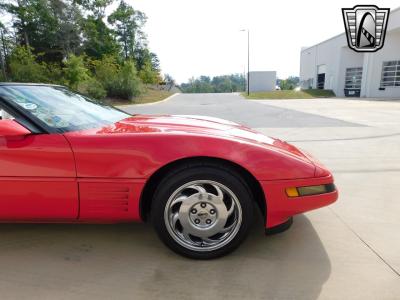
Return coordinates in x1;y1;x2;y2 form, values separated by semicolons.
170;195;187;207
202;237;217;244
226;201;235;216
212;184;224;201
182;229;194;243
220;221;236;233
171;212;180;228
189;184;207;194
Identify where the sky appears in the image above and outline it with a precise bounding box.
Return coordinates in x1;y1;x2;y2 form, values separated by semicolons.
114;0;399;83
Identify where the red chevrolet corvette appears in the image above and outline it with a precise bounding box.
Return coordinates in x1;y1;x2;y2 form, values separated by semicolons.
0;83;337;258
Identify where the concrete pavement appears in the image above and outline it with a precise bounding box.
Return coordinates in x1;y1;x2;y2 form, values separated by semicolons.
0;93;399;299
124;93;362;128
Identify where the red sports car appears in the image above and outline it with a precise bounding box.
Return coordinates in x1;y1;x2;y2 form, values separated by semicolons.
0;83;338;259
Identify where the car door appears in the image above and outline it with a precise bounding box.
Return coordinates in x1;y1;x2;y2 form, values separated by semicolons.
0;109;78;220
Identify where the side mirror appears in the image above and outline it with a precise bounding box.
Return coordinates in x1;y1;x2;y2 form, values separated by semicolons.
0;120;31;137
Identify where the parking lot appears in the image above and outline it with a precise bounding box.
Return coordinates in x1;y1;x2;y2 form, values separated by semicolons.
1;94;399;299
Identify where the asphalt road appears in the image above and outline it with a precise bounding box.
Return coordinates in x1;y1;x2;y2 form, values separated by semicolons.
1;93;399;299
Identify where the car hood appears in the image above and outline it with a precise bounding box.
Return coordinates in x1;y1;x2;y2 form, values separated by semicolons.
96;114;311;162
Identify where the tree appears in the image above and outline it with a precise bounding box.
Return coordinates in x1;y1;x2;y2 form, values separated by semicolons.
54;1;83;57
108;1;146;60
149;52;160;73
0;0;165;100
135;47;160;83
0;22;9;80
135;47;155;70
138;59;158;84
73;0;118;60
3;0;83;62
73;0;114;18
163;73;175;91
9;46;50;82
179;74;245;93
2;0;33;47
82;16;120;59
279;76;299;90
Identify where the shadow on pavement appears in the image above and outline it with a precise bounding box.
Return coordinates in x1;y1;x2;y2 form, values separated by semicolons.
0;214;330;299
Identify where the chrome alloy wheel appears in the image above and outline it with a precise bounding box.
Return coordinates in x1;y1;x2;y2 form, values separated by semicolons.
164;180;242;252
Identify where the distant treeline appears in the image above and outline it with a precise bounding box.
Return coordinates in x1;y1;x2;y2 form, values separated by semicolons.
179;74;245;93
179;74;301;93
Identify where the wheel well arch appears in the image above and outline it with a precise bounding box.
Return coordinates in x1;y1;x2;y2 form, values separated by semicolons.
139;156;266;222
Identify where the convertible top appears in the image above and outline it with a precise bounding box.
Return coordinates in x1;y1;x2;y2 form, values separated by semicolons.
0;82;65;88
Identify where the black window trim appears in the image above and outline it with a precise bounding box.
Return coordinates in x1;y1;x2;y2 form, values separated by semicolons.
0;95;51;134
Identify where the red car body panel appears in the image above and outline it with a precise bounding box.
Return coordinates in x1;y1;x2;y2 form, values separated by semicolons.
0;178;78;221
0;114;338;227
0;133;76;177
0;131;78;220
0;119;31;136
64;115;316;180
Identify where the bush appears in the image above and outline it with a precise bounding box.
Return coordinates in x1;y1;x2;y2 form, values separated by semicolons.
138;60;159;84
63;54;89;90
46;62;65;85
114;60;143;99
93;57;142;99
9;46;50;83
78;77;107;99
92;55;120;93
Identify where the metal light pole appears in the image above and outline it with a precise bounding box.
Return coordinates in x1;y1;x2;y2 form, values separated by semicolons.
240;29;250;95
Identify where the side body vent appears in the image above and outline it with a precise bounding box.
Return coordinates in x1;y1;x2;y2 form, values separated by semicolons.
79;181;142;221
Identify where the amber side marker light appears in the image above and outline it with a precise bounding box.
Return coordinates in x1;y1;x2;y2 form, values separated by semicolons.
286;184;336;197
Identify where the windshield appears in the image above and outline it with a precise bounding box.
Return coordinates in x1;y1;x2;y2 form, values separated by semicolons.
0;85;130;133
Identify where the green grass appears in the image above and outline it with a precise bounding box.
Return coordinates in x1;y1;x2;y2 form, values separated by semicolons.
133;88;173;104
105;87;174;106
243;89;336;100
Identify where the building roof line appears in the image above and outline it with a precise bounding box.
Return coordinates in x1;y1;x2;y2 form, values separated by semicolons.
301;33;345;53
301;5;400;53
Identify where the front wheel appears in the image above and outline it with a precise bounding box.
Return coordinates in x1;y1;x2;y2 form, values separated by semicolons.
151;164;254;259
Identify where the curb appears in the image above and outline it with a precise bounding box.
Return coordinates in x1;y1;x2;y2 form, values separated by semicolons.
118;93;180;108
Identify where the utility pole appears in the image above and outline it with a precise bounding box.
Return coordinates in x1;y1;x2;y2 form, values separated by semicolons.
247;30;249;96
240;29;250;95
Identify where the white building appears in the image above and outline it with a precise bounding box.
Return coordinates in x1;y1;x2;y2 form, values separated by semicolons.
300;7;400;98
249;71;276;92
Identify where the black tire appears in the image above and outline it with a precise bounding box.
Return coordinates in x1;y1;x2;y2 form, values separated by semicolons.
151;162;254;259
